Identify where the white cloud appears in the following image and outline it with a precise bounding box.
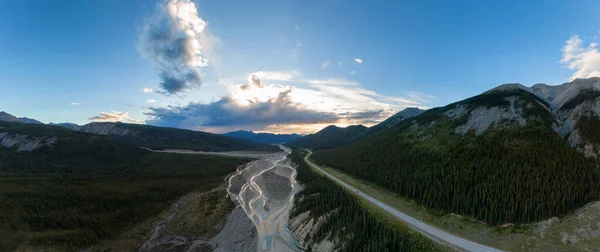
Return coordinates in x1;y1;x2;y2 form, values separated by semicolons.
560;35;600;80
70;102;82;106
350;70;356;75
296;42;302;47
354;58;363;64
321;60;331;69
146;99;156;103
138;0;219;94
88;111;142;124
307;78;358;86
142;88;153;93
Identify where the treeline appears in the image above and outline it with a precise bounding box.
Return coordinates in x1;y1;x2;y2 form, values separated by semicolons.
312;125;600;225
289;149;439;252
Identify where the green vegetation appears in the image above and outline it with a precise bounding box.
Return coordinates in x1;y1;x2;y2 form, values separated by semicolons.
290;149;439;252
0;122;251;251
560;89;600;111
311;90;600;226
577;115;600;145
287;124;368;150
81;122;279;152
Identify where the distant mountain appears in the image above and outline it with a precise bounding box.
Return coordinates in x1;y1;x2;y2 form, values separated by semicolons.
49;122;82;131
287;124;368;150
0;111;42;124
223;130;302;144
310;77;600;227
365;107;425;135
79;122;279;152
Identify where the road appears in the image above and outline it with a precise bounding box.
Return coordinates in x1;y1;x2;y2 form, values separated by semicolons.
304;150;505;252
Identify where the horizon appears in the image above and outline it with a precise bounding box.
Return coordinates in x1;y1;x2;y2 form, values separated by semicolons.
2;0;600;134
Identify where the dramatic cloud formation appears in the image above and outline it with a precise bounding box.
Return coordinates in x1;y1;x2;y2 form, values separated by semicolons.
354;58;363;64
321;60;331;69
144;72;431;133
88;111;142;124
561;35;600;80
142;88;153;93
138;0;214;95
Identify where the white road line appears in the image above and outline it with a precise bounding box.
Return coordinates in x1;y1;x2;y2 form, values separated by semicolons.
304;151;505;252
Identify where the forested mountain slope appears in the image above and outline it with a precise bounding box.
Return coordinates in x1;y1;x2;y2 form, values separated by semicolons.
288;150;438;252
311;81;600;225
0;121;251;250
287;124;368;150
365;107;425;135
79;122;279;152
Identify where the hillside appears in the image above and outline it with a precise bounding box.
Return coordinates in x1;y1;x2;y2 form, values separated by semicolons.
48;122;82;131
365;107;425;135
0;121;252;250
0;111;42;124
311;80;600;226
223;130;302;144
79;122;279;152
287;124;368;150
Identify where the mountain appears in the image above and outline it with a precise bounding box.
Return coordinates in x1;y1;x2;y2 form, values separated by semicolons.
0;111;42;124
79;122;279;152
287;124;368;150
310;77;600;226
0;120;251;250
366;107;425;134
223;130;302;144
48;122;82;131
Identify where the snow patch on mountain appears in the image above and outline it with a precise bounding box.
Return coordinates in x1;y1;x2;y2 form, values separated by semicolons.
455;96;526;135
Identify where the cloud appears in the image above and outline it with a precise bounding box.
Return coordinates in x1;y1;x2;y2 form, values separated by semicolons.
307;78;358;86
70;102;82;106
138;0;216;95
354;58;363;64
145;71;432;133
147;99;156;103
145;90;348;132
350;70;356;75
337;61;343;66
294;25;300;30
88;111;142;124
321;60;331;69
560;35;600;80
296;42;302;47
142;88;153;93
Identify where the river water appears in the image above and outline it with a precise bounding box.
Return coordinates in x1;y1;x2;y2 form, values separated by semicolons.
226;145;302;252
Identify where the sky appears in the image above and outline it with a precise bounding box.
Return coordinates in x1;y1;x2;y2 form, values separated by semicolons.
2;0;600;134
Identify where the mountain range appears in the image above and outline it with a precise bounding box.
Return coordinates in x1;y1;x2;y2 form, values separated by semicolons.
288;107;425;149
309;77;600;226
223;130;302;144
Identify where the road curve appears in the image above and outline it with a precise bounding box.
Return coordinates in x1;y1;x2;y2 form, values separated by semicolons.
304;150;505;252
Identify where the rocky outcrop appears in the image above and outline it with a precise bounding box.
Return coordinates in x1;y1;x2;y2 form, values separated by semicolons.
0;132;56;151
79;122;135;136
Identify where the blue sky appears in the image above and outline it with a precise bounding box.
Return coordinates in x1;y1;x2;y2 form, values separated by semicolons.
2;0;600;133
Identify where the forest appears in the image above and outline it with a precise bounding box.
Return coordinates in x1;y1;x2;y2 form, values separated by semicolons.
312;122;600;225
290;149;439;252
0;127;250;251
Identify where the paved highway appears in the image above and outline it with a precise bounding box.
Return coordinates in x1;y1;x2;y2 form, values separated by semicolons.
304;150;505;252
